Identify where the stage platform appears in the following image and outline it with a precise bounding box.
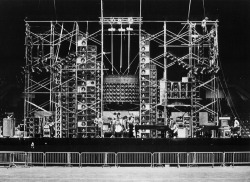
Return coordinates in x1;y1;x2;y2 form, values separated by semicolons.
0;138;250;152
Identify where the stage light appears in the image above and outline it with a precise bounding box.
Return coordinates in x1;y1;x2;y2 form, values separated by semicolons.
108;27;116;31
126;27;133;31
117;18;122;24
214;67;220;73
193;67;198;74
200;67;206;74
118;27;125;32
110;17;115;24
128;17;134;24
207;68;213;73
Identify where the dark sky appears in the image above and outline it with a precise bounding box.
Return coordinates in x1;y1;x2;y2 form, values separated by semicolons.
0;0;249;89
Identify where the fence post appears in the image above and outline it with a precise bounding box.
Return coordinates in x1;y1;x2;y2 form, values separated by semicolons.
233;152;235;168
79;153;81;167
115;153;117;167
177;153;180;168
25;152;28;167
43;153;45;167
67;152;71;167
44;153;46;168
151;153;153;168
222;152;225;167
212;153;214;168
103;152;108;167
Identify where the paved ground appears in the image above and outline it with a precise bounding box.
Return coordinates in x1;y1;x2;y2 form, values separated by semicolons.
0;166;249;182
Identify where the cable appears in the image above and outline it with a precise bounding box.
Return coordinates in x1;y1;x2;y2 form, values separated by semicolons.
122;53;139;75
218;78;236;117
128;30;131;74
53;0;57;20
187;0;192;21
202;0;206;19
219;59;240;120
120;30;123;73
111;29;114;74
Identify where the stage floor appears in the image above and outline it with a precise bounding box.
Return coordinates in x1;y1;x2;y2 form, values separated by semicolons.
0;138;250;152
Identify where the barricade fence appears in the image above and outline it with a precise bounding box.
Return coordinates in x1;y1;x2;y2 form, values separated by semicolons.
45;152;80;167
0;151;249;167
117;152;152;166
80;152;116;166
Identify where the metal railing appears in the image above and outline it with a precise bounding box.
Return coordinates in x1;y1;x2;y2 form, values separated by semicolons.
0;151;249;167
45;152;80;167
116;152;152;166
26;152;44;166
80;152;116;166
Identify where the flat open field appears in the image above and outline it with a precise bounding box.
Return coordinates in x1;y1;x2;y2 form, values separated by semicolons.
0;166;249;182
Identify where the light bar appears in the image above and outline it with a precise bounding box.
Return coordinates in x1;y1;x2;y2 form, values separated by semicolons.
118;27;126;32
126;27;133;31
108;27;116;31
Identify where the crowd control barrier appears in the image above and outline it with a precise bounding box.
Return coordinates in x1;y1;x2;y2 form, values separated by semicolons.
116;152;152;166
0;151;28;167
0;151;249;167
26;152;44;166
80;152;116;166
45;152;80;167
0;152;12;166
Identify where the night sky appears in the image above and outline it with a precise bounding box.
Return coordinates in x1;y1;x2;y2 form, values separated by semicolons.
0;0;249;116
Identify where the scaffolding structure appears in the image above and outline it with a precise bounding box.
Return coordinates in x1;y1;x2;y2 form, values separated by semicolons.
24;17;220;138
24;21;103;138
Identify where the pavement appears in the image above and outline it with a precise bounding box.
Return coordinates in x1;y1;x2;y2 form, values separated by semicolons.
0;166;249;182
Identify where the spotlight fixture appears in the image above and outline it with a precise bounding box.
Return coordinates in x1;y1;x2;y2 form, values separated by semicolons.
193;67;198;74
108;27;116;31
128;17;134;24
214;67;220;73
200;67;206;74
126;27;133;31
118;27;126;32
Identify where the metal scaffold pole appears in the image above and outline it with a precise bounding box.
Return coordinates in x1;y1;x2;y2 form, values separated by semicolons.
189;22;194;138
101;0;104;118
163;21;167;124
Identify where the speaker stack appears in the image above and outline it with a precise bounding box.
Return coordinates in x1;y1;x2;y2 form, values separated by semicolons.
139;34;158;138
3;118;15;137
26;118;41;138
76;42;99;138
103;75;139;103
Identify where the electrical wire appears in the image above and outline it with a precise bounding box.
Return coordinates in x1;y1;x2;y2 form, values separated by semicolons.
120;30;123;73
187;0;192;21
128;30;131;74
218;78;236;117
111;29;114;74
53;0;57;20
219;59;240;120
202;0;206;19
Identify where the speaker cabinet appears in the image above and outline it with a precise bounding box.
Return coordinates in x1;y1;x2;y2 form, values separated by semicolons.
3;118;15;137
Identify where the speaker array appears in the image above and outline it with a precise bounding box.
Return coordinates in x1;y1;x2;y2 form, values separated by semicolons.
165;82;200;99
103;83;139;103
140;34;157;127
58;34;100;138
26;118;42;137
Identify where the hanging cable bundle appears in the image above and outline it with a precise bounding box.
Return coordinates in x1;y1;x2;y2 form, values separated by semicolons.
120;27;123;73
